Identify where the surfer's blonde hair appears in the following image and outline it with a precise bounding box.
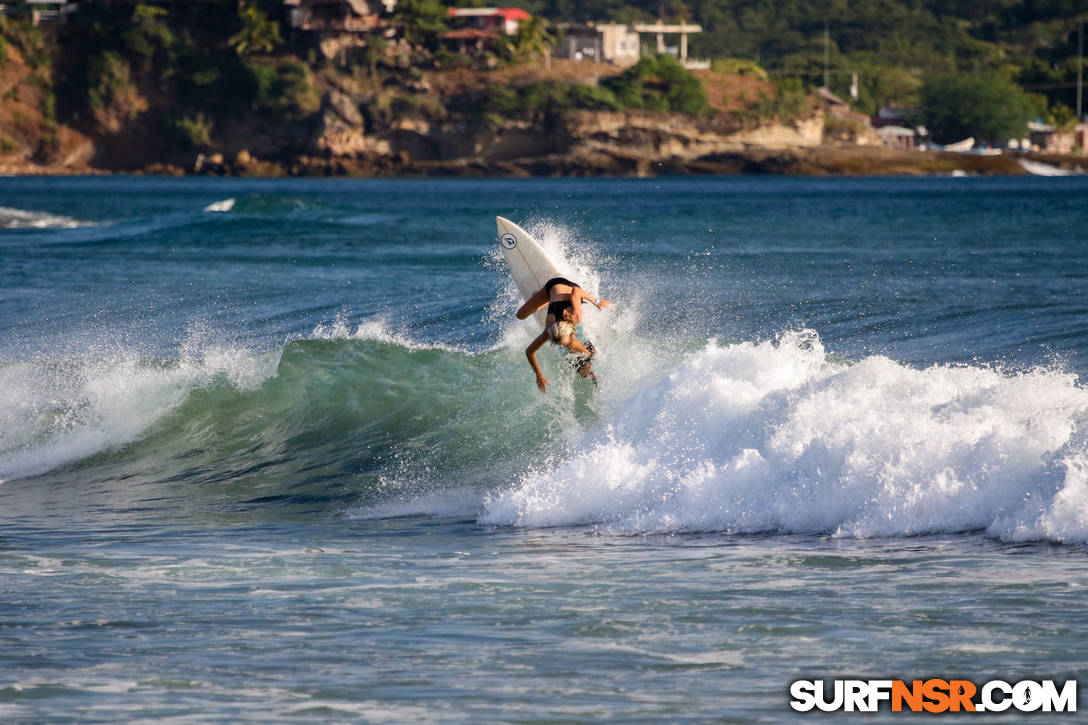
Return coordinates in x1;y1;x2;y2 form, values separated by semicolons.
548;320;576;345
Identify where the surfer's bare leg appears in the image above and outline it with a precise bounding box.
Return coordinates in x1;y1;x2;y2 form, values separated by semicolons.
516;287;549;320
563;336;597;379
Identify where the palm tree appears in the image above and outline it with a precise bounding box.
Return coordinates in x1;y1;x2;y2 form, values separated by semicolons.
229;3;283;56
506;16;555;64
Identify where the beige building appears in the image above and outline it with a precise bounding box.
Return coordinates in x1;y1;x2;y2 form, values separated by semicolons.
596;23;641;65
632;21;702;64
554;21;703;67
555;22;689;66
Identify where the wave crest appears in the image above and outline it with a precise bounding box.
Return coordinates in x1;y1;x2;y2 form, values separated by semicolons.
483;331;1088;543
0;205;95;229
0;335;280;483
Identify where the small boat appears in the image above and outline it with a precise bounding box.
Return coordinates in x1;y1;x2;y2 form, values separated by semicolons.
1018;159;1077;176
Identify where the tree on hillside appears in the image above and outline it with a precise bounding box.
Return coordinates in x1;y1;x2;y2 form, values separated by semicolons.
229;2;283;56
604;54;710;116
396;0;449;50
505;16;555;63
921;73;1040;144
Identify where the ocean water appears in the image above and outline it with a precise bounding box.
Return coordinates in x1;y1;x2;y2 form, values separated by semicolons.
1;174;1087;721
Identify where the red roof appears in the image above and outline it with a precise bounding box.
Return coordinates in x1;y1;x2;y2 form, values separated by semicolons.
497;7;530;20
447;7;531;21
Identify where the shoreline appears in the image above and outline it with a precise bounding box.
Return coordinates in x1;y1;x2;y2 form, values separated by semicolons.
3;146;1085;179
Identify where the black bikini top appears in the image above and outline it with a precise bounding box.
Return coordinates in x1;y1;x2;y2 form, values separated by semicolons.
545;276;579;293
544;277;580;320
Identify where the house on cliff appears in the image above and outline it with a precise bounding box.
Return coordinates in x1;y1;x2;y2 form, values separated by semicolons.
876;125;916;149
440;7;529;55
872;107;922;149
632;21;703;68
552;20;704;68
552;23;640;66
446;7;529;36
817;87;870;125
1026;121;1088;154
0;0;77;25
284;0;396;61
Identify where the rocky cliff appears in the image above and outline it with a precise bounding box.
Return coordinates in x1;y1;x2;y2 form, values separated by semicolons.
194;89;827;178
0;34;1028;179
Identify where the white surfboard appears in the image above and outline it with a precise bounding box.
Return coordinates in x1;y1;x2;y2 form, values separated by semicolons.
496;216;563;326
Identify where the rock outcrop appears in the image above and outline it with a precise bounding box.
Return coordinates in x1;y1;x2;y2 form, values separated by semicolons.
295;105;832;177
311;90;371;157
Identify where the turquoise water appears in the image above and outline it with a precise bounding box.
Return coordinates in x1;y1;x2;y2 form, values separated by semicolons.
2;175;1088;721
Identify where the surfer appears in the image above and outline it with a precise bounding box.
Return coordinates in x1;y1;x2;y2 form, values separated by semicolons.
517;276;612;393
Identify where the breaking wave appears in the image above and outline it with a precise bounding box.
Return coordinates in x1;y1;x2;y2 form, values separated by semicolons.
0;205;96;229
482;330;1088;544
7;209;1088;545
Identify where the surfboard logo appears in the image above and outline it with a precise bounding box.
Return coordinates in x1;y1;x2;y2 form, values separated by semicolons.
500;233;517;249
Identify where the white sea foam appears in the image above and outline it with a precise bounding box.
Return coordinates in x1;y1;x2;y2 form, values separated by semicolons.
203;198;235;213
0;205;95;229
482;330;1088;543
309;314;406;344
0;332;280;483
308;313;463;352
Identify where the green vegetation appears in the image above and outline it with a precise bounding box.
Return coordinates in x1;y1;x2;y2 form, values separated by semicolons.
1049;103;1078;132
822;114;867;141
733;77;812;123
126;4;174;68
172;113;213;149
711;58;769;81
481;80;620;122
920;73;1042;144
530;0;1087;121
42;0;320;150
85;51;131;110
503;16;555;62
604;55;710;116
395;0;449;49
359;35;390;76
1;0;1084;170
229;4;283;56
0;14;50;69
246;58;320;119
477;56;709;121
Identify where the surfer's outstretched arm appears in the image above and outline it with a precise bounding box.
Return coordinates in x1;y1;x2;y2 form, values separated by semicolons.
564;336;591;356
568;288;586;324
572;288;613;319
525;331;550;393
517;287;549;320
585;292;612;310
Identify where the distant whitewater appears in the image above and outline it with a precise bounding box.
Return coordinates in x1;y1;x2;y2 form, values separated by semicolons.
203;198;236;213
0;206;96;229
